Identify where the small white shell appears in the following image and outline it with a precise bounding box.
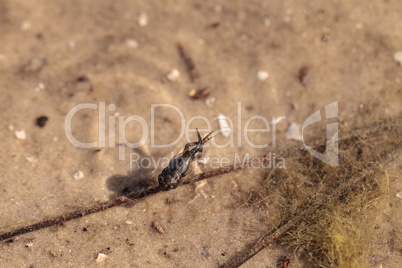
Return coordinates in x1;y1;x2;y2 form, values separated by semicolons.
24;154;37;165
217;114;231;137
285;123;302;141
152;220;164;234
96;253;108;263
257;70;269;81
205;97;215;107
138;12;148;26
126;39;139;48
393;51;402;66
72;170;84;180
166;68;180;81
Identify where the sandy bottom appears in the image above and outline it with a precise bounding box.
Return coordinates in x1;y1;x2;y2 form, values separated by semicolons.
0;0;401;267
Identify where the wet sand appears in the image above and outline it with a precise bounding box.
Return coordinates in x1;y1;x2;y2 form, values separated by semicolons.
0;0;401;267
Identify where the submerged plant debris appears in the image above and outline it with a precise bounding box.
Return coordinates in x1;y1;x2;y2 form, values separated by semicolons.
223;117;402;267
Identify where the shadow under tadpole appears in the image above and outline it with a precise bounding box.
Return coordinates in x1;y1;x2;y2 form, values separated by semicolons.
106;168;158;206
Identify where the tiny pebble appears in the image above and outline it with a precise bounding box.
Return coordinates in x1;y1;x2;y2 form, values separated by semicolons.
126;39;138;49
257;71;269;81
138;12;148;26
72;170;84;180
96;253;108;263
152;220;164;234
166;68;180;81
192;162;203;175
15;130;27;140
396;191;402;199
393;51;402;66
8;125;14;131
34;82;45;92
201;247;210;258
138;145;151;157
188;89;197;97
217;114;231;137
24;154;38;165
355;23;363;29
264;18;271;27
21;21;31;31
68;40;76;49
49;250;57;257
205;97;215;107
285;123;302;141
125;220;133;225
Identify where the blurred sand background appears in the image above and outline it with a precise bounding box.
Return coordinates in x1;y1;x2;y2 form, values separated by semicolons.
0;0;401;267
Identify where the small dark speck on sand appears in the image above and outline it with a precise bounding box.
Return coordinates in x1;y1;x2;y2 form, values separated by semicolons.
36;116;48;128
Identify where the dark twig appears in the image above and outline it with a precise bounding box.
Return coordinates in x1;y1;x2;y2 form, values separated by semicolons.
177;42;199;82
